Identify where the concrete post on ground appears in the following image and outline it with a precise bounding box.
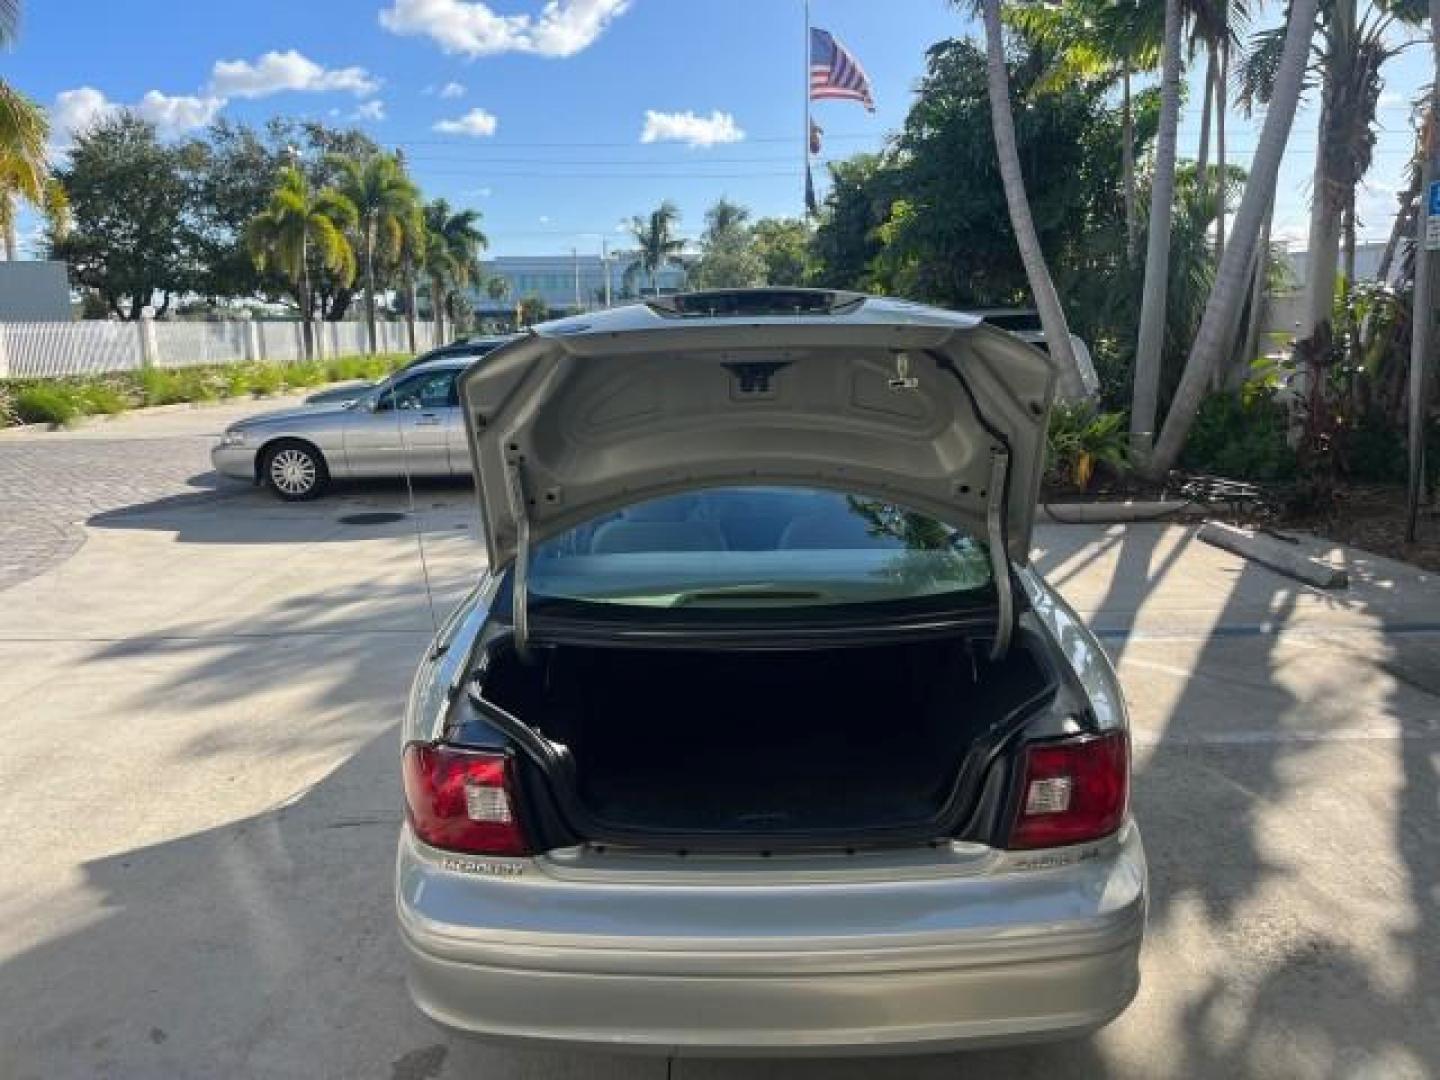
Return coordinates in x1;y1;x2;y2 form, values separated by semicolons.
314;318;327;362
239;312;259;363
137;308;158;369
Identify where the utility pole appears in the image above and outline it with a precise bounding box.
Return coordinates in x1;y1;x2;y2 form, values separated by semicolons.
1406;5;1439;542
601;239;612;308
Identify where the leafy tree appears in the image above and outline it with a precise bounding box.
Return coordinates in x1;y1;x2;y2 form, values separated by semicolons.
49;114;201;318
1147;0;1319;476
628;200;685;295
421;199;487;344
750;217;811;286
809;154;892;292
1241;0;1427;374
1005;0;1165;259
332;152;420;353
693;197;763;289
189;118;381;315
517;294;548;326
244;165;357;359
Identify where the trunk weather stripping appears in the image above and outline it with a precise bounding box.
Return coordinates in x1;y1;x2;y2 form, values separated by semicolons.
986;447;1014;662
505;457;534;663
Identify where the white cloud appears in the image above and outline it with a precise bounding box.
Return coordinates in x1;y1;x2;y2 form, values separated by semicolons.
135;91;226;135
379;0;630;58
433;106;499;137
210;50;380;99
539;214;551;224
640;109;744;148
50;86;224;144
351;99;387;122
51;87;115;143
439;80;466;99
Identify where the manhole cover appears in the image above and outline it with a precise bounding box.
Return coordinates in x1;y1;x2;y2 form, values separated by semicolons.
337;512;408;526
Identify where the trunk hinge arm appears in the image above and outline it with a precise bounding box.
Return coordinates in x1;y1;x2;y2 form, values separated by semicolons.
505;457;533;663
985;447;1015;662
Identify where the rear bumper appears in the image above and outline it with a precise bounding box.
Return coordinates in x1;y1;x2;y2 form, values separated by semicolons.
396;825;1147;1055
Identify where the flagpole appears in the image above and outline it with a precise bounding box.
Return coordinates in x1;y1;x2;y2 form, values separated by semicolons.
803;0;811;215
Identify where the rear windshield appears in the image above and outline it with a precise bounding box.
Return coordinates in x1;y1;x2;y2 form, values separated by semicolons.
526;486;992;611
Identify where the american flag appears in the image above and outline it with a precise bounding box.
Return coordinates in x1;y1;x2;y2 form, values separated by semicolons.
809;27;875;112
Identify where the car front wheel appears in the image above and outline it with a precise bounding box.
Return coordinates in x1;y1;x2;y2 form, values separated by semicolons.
262;441;329;501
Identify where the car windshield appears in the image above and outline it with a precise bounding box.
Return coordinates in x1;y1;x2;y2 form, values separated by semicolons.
527;486;993;610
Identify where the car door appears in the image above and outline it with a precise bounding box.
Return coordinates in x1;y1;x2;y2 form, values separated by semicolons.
343;368;457;477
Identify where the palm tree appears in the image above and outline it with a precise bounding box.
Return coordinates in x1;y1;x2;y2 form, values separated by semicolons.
395;201;426;354
245;166;357;360
1004;0;1165;259
1146;0;1321;477
331;153;420;355
1;0;53;260
964;0;1083;399
422;199;487;345
1128;0;1186;458
629;200;685;295
1241;0;1427;375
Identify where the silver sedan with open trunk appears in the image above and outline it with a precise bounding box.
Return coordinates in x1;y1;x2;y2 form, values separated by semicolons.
396;289;1146;1055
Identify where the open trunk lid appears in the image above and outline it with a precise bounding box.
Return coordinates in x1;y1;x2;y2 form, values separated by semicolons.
459;290;1058;574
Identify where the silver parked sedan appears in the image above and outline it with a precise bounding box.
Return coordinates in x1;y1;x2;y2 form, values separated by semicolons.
212;358;473;500
396;289;1146;1055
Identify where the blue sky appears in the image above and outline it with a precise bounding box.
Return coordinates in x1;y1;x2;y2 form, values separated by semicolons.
3;0;1433;259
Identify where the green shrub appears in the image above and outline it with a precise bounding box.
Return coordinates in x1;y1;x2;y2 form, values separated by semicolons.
1;351;417;429
1180;392;1296;481
224;366;253;398
282;360;326;388
14;386;82;426
246;364;284;396
1046;403;1129;490
79;382;130;415
135;367;186;406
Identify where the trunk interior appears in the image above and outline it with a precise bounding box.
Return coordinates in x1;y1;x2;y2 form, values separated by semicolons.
480;635;1053;840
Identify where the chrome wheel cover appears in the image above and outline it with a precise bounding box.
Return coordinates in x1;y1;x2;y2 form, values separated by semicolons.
269;448;318;495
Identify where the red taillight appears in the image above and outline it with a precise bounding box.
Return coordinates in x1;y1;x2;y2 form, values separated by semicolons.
1006;732;1129;850
402;745;530;856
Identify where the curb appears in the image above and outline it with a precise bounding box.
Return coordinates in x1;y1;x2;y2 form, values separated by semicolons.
1040;500;1194;524
1197;521;1349;589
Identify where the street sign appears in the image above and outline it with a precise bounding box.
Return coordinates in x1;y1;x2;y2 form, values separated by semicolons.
1428;181;1440;251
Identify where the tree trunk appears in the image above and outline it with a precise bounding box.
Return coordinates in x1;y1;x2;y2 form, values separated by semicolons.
1146;0;1321;478
1232;195;1275;390
979;0;1082;399
300;230;314;361
430;275;445;345
1216;38;1229;266
1197;48;1216;205
1130;0;1185;456
1;193;16;260
1123;64;1138;263
1297;1;1354;368
363;222;378;356
404;270;418;354
1376;168;1421;285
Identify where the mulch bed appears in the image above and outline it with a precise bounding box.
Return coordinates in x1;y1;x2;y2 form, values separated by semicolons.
1041;472;1440;574
1280;485;1440;575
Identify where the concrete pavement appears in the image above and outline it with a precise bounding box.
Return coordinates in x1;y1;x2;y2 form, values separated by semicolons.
1;407;1437;1079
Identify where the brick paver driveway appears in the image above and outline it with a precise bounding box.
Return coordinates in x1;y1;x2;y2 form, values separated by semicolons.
0;401;280;592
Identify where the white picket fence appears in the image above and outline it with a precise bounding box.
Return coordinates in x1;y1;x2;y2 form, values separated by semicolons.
0;318;437;380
